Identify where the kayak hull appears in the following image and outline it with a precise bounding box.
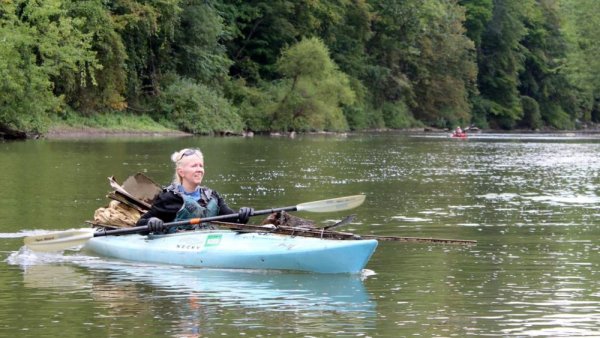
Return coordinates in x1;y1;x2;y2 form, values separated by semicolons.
83;230;378;274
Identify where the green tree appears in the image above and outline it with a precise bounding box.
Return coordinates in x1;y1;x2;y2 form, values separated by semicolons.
109;0;180;103
172;0;232;88
218;0;300;83
269;37;355;131
365;0;475;128
459;0;493;48
476;0;531;129
521;95;542;129
61;0;128;113
363;0;421;126
220;0;375;130
0;0;99;134
300;0;373;130
157;77;243;134
560;0;600;123
518;0;576;129
411;0;477;127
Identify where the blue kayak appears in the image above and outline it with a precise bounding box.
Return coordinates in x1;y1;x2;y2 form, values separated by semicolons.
83;230;378;274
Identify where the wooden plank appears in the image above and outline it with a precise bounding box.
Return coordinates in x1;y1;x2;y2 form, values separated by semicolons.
108;176;152;210
107;192;147;213
360;235;477;245
121;173;162;205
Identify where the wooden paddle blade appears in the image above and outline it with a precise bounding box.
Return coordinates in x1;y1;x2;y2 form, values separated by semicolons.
24;228;95;252
296;195;366;212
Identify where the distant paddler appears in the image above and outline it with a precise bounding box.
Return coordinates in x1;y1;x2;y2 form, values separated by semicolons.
450;126;467;139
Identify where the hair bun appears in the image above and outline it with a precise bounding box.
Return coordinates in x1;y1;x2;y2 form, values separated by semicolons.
171;150;183;163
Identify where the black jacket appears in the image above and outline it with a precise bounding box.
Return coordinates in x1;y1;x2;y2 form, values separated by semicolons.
136;187;238;226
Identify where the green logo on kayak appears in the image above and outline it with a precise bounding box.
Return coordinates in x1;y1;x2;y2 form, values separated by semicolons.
205;234;222;247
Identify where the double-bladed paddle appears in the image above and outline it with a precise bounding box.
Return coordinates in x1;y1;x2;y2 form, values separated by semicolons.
24;194;366;252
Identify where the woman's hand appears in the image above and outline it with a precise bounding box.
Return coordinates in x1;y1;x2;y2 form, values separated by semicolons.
238;207;254;224
148;217;165;233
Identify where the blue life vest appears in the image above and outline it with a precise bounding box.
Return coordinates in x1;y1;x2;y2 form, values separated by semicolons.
167;185;219;232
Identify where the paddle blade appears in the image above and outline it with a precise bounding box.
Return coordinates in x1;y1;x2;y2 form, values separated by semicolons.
24;228;95;252
296;195;366;213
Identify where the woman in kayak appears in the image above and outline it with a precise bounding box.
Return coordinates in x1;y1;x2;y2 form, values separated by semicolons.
136;148;253;233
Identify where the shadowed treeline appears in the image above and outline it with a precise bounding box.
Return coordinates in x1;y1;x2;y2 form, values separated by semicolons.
1;0;599;138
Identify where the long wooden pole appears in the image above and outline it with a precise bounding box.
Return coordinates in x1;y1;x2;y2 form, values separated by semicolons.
211;222;477;245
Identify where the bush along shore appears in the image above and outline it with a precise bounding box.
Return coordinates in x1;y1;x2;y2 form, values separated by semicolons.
1;112;187;140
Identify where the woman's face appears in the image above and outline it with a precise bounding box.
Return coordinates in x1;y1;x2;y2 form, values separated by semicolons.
177;155;205;188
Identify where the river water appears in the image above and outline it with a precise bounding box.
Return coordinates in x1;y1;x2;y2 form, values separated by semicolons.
0;132;598;337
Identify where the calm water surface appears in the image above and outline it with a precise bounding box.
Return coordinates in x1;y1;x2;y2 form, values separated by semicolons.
1;132;599;337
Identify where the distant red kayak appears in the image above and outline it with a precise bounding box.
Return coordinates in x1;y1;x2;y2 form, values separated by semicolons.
450;132;467;139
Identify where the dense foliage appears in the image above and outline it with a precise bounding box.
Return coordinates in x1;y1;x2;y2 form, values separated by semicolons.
1;0;598;137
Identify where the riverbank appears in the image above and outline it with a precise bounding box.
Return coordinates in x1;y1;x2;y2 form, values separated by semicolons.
6;121;600;141
45;126;192;139
38;126;600;139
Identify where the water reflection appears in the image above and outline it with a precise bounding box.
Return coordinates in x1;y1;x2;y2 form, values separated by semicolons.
3;133;600;336
8;248;376;336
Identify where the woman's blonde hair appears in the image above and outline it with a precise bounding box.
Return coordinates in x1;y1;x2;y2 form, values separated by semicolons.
171;148;203;185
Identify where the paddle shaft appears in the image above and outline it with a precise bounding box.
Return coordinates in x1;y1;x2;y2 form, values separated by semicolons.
94;206;299;237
